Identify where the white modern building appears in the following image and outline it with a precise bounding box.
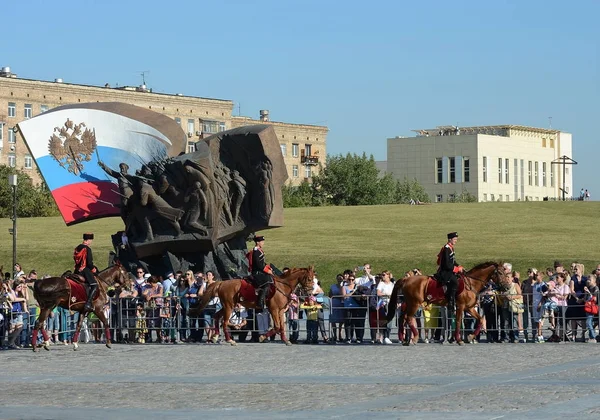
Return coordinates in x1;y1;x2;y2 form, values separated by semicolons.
387;125;573;202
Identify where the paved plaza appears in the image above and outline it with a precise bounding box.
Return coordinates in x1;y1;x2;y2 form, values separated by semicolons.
1;341;600;419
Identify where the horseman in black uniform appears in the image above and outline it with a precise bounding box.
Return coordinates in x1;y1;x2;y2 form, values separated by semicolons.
436;232;463;315
248;235;274;313
74;233;98;312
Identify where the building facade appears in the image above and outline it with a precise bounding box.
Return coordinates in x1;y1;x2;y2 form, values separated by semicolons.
0;67;327;186
387;125;573;202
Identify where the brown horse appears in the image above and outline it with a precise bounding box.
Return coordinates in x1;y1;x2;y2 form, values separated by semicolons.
387;261;506;345
189;266;315;346
32;262;129;352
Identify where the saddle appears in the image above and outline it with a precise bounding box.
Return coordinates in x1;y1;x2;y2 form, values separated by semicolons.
65;273;87;284
425;275;466;304
239;279;275;303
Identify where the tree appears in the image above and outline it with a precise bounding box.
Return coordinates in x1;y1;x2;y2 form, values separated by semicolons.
394;178;431;204
282;180;316;208
447;189;478;203
312;153;398;206
0;165;59;217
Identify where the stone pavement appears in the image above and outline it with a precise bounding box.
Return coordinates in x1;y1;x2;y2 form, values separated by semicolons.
1;341;599;419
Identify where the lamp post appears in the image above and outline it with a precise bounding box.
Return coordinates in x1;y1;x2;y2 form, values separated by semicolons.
8;174;17;272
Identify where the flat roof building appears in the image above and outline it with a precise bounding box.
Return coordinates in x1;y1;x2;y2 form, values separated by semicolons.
387;125;573;202
0;66;327;186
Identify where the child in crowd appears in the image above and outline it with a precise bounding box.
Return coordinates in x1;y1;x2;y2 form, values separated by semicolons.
300;295;321;344
286;293;299;344
135;301;148;344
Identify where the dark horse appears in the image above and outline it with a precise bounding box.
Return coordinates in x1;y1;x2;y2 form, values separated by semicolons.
387;261;505;345
189;266;315;346
32;262;129;352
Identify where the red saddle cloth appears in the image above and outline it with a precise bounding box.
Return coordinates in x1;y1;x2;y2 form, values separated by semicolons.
239;279;276;304
425;276;465;304
66;278;99;305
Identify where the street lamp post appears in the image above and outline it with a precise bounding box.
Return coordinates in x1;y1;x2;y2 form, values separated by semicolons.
8;174;18;272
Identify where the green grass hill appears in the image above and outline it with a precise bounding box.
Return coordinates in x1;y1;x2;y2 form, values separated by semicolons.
1;201;597;288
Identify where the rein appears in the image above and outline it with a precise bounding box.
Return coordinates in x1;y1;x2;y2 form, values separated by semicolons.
273;271;311;302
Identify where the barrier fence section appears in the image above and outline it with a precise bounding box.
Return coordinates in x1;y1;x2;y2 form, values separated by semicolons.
1;292;599;348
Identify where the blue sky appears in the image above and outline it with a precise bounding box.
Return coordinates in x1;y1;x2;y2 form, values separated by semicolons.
4;0;599;196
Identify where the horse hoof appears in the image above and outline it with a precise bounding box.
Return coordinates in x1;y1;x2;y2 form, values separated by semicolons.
211;336;219;344
402;341;410;346
259;335;266;343
43;341;51;351
467;334;475;343
457;340;464;346
106;342;112;349
33;347;38;353
285;341;293;346
227;340;237;346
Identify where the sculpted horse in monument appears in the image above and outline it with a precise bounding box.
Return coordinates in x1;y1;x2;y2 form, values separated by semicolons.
387;261;506;345
31;262;129;352
189;266;315;345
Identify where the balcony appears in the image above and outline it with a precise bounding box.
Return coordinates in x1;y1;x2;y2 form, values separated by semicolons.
301;155;319;166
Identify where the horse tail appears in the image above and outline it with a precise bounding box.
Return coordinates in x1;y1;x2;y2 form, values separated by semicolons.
386;277;406;322
188;282;221;316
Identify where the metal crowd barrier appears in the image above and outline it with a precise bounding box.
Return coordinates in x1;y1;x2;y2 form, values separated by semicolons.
2;291;599;347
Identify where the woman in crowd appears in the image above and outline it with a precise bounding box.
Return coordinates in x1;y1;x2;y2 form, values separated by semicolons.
376;270;394;344
7;280;27;349
118;276;139;343
567;263;587;341
142;275;164;343
174;271;192;342
553;273;570;340
342;274;360;343
328;274;345;342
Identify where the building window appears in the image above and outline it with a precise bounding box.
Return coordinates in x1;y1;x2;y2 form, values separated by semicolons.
528;161;532;186
534;161;539;186
175;117;181;126
448;193;456;202
490;194;495;201
566;167;569;175
435;194;443;203
483;157;487;183
202;120;222;134
280;144;286;157
463;157;470;183
483;193;487;202
435;158;443;184
305;166;312;178
305;144;312;156
550;164;555;187
40;104;49;113
550;138;555;148
542;162;547;187
24;155;33;169
0;123;3;143
542;138;547;147
506;195;509;201
8;129;16;144
498;195;503;202
8;154;16;167
187;141;195;153
24;104;32;119
292;143;299;158
498;158;502;183
449;157;455;183
505;158;509;184
8;102;16;117
187;119;195;135
292;165;298;177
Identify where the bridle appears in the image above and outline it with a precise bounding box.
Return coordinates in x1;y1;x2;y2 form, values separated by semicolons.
462;264;501;292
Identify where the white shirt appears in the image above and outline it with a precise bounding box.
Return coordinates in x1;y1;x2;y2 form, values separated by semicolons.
355;274;375;288
376;281;394;306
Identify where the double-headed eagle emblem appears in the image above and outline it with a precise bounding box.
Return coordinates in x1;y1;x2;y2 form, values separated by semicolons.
48;119;97;175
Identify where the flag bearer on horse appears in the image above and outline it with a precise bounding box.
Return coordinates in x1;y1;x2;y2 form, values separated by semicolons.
74;232;98;312
436;231;463;314
248;235;274;313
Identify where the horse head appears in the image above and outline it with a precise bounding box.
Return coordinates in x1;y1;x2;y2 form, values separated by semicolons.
98;260;130;288
287;265;315;296
466;261;507;291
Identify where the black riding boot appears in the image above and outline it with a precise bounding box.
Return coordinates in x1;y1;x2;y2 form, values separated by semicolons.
446;285;456;318
85;284;98;312
256;286;269;313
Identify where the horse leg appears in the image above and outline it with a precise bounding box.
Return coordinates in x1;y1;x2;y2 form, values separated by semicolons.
454;303;464;345
212;309;222;341
279;309;291;346
397;309;406;343
94;308;112;349
467;306;483;344
71;310;86;351
402;302;420;345
222;307;237;346
33;306;52;352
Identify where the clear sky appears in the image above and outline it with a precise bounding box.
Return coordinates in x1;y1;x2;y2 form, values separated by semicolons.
4;0;598;196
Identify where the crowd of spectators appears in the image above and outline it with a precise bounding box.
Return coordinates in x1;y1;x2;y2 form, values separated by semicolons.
2;260;600;349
